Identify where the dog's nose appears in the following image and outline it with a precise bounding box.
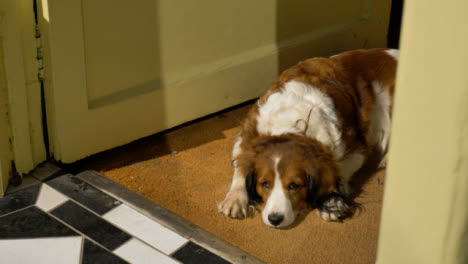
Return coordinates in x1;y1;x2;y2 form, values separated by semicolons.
268;213;284;226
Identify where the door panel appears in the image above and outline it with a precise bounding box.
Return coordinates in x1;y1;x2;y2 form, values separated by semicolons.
82;0;161;103
39;0;390;163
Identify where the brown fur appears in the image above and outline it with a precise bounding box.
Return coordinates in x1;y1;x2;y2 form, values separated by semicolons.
241;48;397;154
239;134;339;209
232;48;397;221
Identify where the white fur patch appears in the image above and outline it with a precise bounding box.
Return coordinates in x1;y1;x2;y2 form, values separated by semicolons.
229;168;244;190
231;136;242;162
367;81;392;154
385;49;399;61
256;80;345;159
218;167;248;218
219;136;249;218
262;157;295;228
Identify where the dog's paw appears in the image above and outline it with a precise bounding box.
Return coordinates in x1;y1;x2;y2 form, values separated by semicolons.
218;188;248;219
317;194;354;222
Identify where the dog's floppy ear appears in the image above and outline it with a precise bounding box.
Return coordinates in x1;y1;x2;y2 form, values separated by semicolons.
306;175;319;207
245;170;262;204
306;164;338;208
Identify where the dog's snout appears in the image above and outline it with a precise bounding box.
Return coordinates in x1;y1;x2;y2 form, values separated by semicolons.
268;213;284;226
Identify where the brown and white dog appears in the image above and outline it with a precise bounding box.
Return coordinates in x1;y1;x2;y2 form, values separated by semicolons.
218;48;398;228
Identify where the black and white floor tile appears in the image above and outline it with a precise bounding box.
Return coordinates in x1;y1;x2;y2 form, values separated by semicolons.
0;172;232;264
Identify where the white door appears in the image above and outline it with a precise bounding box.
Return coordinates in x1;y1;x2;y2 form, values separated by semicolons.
38;0;391;163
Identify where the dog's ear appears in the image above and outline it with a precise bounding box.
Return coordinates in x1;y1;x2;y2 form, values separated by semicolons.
245;170;262;204
306;175;319;207
306;165;338;208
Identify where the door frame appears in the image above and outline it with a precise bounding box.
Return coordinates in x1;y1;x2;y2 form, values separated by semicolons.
377;0;468;262
0;27;13;196
0;0;47;194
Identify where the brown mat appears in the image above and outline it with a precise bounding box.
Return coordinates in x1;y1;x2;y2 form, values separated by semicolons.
80;104;385;264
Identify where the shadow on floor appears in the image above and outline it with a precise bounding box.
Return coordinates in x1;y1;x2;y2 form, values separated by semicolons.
64;101;255;174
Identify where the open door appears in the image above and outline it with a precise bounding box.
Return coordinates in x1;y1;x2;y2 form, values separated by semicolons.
37;0;391;163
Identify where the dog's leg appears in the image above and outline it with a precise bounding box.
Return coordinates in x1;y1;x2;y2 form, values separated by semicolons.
318;152;364;222
338;152;365;196
218;165;249;218
369;82;392;169
218;136;249;218
376;115;391;170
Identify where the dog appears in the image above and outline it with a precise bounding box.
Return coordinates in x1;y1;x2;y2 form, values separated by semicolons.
218;48;398;228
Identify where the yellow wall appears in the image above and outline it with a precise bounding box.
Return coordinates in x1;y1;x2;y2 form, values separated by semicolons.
377;0;468;263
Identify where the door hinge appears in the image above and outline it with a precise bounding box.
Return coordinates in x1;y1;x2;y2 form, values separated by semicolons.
35;24;44;81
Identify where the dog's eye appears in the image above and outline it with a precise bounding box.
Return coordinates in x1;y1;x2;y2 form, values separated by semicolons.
288;183;299;190
261;181;270;189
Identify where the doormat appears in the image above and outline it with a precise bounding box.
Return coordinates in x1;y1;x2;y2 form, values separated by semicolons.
80;104;385;264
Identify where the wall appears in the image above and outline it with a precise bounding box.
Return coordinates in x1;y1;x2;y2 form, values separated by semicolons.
377;0;468;263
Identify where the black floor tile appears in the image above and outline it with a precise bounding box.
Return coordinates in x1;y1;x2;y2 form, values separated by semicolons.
0;206;77;238
46;174;121;215
171;242;231;264
82;239;129;264
50;200;131;251
0;184;41;216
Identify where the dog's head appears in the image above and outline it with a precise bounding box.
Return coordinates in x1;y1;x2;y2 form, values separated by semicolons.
239;134;338;228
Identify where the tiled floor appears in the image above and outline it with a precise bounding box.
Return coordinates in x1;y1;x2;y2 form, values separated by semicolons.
0;171;233;264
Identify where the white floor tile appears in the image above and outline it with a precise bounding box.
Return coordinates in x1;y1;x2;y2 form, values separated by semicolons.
0;237;82;264
35;184;69;211
104;204;188;254
114;238;180;264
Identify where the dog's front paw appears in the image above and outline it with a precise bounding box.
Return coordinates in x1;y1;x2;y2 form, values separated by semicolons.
218;188;248;219
317;193;354;222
